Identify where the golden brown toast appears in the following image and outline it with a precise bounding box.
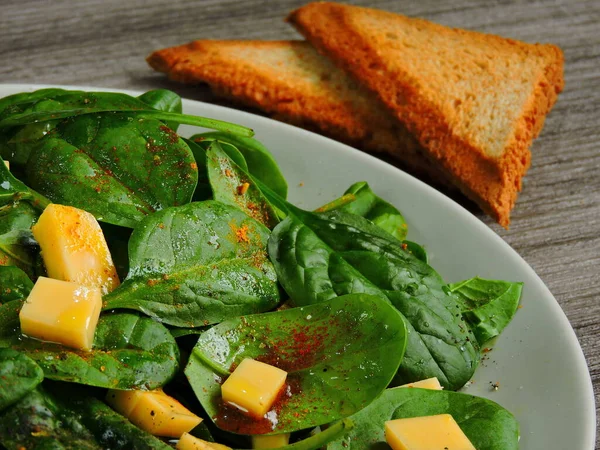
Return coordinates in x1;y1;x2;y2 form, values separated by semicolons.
288;2;565;227
147;39;451;184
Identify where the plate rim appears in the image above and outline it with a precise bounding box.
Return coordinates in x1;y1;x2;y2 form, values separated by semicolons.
0;83;595;448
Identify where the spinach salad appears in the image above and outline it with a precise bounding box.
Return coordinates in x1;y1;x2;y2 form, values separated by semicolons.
0;88;523;449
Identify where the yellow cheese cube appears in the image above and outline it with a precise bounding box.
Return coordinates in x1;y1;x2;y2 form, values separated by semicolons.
221;358;287;418
252;433;291;448
106;389;147;417
398;377;442;390
112;389;202;438
177;433;232;450
385;414;476;450
3;160;9;169
32;204;120;294
19;277;101;351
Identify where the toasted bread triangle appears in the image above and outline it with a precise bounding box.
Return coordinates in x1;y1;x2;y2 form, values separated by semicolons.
289;2;564;226
147;39;452;184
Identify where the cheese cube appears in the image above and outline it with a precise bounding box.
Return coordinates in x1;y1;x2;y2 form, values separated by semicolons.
106;389;147;417
19;277;101;351
221;358;287;418
398;377;442;390
32;204;120;294
3;160;9;169
177;433;232;450
107;389;202;438
252;433;291;448
385;414;476;450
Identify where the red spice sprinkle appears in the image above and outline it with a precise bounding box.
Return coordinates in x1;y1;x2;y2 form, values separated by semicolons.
237;183;250;195
256;324;328;372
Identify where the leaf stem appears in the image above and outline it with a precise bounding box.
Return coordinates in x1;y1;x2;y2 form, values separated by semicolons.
136;111;254;137
0;109;254;138
267;419;354;450
191;347;230;377
314;194;357;213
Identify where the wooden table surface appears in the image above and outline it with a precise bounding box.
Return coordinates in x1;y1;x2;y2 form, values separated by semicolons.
2;0;599;445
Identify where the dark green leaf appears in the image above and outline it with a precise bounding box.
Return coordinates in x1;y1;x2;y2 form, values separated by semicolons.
138;89;183;131
0;384;172;449
448;277;523;345
318;182;407;240
0;88;74;115
0;386;98;449
99;222;132;281
192;132;288;198
138;89;182;113
0;300;21;346
327;388;519;450
0;348;43;411
207;141;279;228
103;201;280;327
170;327;207;338
192;136;249;170
1;121;59;166
4;312;179;390
0;90;253;137
25;113;198;227
268;205;478;390
189;137;254;203
403;240;428;264
0;155;50;210
0;202;40;278
52;383;173;450
185;294;407;434
184;138;213;202
0;265;33;302
0;267;31;346
268;419;354;450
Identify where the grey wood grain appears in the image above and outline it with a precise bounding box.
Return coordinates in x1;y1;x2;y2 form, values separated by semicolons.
2;0;599;445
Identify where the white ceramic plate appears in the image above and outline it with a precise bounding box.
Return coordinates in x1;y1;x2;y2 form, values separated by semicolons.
1;84;595;449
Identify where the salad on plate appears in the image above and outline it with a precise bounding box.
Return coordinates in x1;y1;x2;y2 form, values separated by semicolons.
0;88;523;449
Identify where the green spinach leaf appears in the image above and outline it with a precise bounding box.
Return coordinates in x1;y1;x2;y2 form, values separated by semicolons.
185;294;407;434
138;89;183;131
267;200;478;390
2;311;179;390
189;137;257;204
103;201;280;327
403;240;428;264
0;301;21;346
0;88;74;115
264;419;353;450
207;141;278;228
99;222;132;282
24;113;198;227
0;90;253;137
192;132;288;198
0;202;41;278
1;121;59;166
327;388;519;450
0;265;33;302
0;348;43;411
0;155;49;209
0;384;172;449
317;182;407;240
448;277;523;345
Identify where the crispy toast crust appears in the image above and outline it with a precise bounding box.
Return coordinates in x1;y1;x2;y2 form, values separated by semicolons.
147;40;451;184
288;2;565;226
